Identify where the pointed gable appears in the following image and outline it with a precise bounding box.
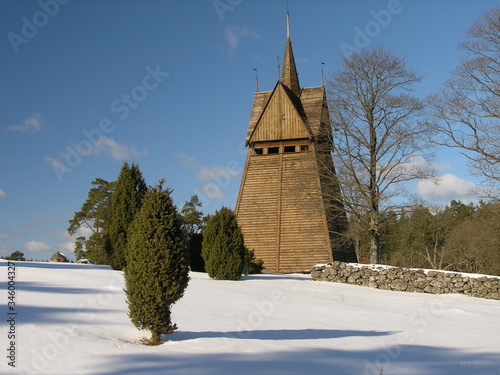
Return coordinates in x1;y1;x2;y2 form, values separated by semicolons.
248;82;312;144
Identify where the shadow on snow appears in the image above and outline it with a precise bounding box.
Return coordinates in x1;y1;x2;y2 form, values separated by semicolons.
93;345;500;375
16;281;104;295
169;328;393;341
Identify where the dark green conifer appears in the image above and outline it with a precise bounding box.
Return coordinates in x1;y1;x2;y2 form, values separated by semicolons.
202;207;246;280
125;180;189;345
109;162;147;270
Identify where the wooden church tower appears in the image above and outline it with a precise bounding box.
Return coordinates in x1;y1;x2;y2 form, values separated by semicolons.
235;13;357;273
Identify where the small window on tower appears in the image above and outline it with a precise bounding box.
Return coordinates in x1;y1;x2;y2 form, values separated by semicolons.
301;145;309;152
253;148;263;155
284;146;296;153
268;147;280;154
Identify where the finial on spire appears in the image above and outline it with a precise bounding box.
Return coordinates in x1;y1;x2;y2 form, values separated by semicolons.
281;1;300;96
286;0;290;39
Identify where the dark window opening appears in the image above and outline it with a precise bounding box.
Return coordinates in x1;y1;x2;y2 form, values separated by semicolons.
284;146;296;153
268;147;279;154
301;145;309;152
253;148;263;155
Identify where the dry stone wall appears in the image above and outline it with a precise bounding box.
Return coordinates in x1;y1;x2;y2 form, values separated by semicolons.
311;262;500;300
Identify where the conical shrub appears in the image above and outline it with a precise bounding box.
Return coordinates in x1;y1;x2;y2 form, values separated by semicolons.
125;181;189;345
202;207;246;280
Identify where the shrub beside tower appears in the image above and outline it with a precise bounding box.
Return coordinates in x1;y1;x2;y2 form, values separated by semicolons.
202;207;246;280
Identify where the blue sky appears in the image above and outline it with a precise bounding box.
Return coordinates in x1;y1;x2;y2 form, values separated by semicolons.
0;0;496;261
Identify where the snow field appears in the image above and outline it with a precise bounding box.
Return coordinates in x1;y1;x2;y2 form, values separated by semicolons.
1;260;499;375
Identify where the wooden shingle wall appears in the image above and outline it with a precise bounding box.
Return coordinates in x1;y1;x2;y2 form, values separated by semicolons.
236;152;280;271
236;143;334;273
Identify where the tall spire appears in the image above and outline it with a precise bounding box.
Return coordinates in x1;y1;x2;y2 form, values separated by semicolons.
281;8;300;96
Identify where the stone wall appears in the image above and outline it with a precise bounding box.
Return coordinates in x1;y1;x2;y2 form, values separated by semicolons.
311;262;500;300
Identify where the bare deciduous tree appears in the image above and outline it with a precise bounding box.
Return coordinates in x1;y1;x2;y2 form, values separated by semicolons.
426;7;500;194
327;47;434;264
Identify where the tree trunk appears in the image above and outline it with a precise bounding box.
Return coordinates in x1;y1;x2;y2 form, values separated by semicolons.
369;210;380;264
369;230;380;264
150;330;161;345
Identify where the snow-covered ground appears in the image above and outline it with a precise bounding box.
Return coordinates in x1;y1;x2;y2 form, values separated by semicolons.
1;260;499;375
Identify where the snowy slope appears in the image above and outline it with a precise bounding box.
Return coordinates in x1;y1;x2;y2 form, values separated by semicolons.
1;260;499;375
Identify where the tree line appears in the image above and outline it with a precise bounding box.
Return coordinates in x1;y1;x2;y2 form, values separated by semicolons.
349;200;500;276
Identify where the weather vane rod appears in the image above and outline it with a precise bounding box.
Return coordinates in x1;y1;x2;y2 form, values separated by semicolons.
277;55;281;81
321;62;325;86
253;68;259;92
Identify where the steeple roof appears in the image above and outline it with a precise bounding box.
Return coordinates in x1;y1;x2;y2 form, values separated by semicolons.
281;12;300;96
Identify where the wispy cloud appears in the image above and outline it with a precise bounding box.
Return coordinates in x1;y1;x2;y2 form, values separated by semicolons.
224;25;260;53
197;165;240;182
177;153;201;170
0;189;5;198
24;240;51;252
44;136;147;174
7;113;43;133
92;136;147;160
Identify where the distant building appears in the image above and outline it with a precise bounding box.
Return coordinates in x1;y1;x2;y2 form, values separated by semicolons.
235;13;357;273
50;251;69;263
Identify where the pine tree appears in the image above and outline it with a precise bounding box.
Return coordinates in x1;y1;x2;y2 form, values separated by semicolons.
180;195;204;235
8;251;26;261
125;180;189;345
180;195;205;272
108;162;147;270
202;207;246;280
68;178;114;264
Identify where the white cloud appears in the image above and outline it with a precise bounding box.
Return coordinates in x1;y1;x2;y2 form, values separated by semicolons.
178;154;242;203
176;153;201;170
59;242;75;254
92;136;147;160
417;173;478;203
7;113;42;133
224;25;260;53
0;189;5;198
197;165;240;182
199;183;225;200
24;240;51;252
399;155;453;175
53;226;94;256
